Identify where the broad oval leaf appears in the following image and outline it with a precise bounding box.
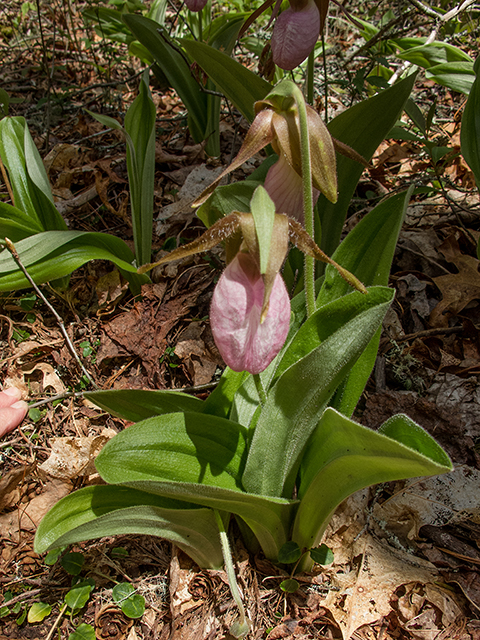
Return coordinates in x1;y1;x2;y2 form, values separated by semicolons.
95;412;247;490
27;602;51;623
64;583;93;612
34;485;225;569
243;287;395;498
426;61;475;95
292;408;452;570
61;551;84;576
120;594;145;619
112;582;135;603
95;412;296;558
277;541;301;564
84;389;203;422
309;544;333;565
280;579;299;593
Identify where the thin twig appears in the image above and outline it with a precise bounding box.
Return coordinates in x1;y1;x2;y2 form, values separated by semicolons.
0;155;15;204
45;602;67;640
4;238;98;389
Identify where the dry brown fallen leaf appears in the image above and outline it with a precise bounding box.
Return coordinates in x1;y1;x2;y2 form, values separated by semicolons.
0;478;71;541
430;234;480;327
38;429;116;479
0;464;34;511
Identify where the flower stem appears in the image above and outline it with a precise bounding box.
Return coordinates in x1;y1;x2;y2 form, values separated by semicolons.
253;373;267;406
306;50;314;105
322;31;329;123
291;85;316;318
213;510;250;638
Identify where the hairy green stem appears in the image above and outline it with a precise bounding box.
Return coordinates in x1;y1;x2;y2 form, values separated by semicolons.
306;50;315;105
322;32;329;123
213;510;250;638
253;373;267;406
291;85;316;317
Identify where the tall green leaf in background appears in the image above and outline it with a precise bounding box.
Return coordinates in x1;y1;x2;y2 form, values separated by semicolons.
461;57;480;189
318;188;412;416
180;38;272;122
125;70;156;267
0;117;67;231
0;231;147;293
461;56;480;259
318;73;416;258
124;14;209;144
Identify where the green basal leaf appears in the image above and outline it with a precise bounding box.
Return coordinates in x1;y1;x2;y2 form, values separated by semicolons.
84;389;203;422
426;61;475;95
123;15;208;142
0;117;67;232
292;408;452;570
205;13;246;54
273;287;394;386
318;73;416;258
396;41;473;69
0;201;43;241
461;56;480;186
83;6;134;44
180;39;272;122
95;412;297;558
34;485;225;569
96;412;246;491
404;98;427;136
243;287;395;498
202;369;249;419
0;230;147;293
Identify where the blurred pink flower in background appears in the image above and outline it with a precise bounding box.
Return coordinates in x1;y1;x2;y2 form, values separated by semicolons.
271;0;320;70
210;252;291;374
185;0;208;11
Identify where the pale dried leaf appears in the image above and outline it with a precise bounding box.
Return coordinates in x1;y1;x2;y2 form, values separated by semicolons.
39;429;116;479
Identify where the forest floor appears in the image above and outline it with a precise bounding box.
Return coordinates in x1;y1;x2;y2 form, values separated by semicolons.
0;1;480;638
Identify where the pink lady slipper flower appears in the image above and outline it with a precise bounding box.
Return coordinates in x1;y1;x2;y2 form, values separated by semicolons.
138;191;366;375
210;251;290;374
